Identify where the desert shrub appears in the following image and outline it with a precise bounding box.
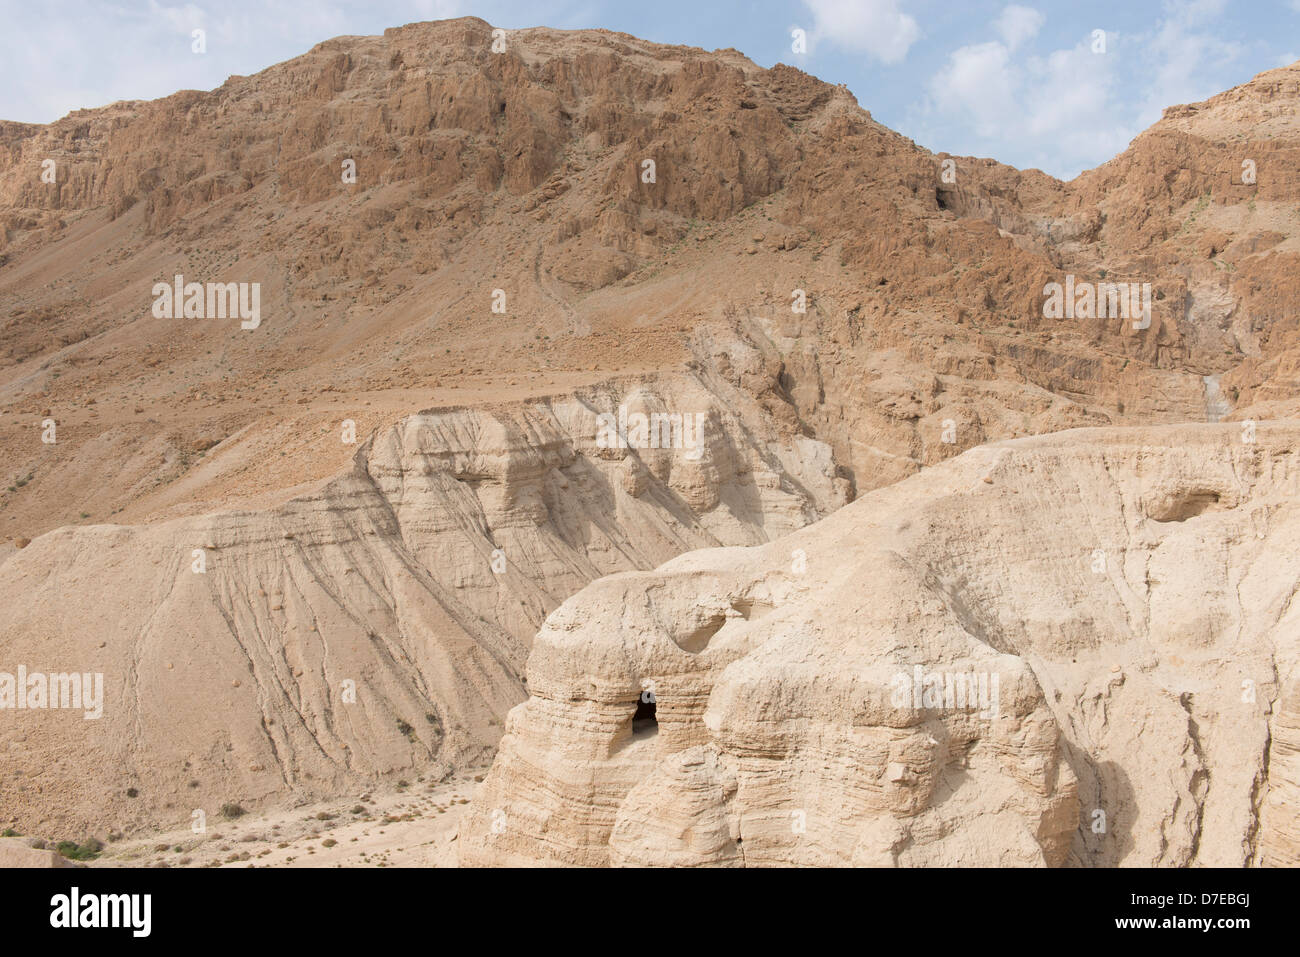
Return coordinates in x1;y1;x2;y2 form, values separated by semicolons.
56;839;103;861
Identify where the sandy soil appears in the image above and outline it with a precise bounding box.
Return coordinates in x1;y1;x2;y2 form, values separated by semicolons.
85;770;484;868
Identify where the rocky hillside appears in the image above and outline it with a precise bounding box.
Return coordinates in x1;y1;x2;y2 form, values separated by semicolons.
0;374;845;837
5;19;1297;544
0;17;1298;853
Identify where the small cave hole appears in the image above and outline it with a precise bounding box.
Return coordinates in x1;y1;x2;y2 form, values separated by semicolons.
632;695;658;736
1150;490;1222;522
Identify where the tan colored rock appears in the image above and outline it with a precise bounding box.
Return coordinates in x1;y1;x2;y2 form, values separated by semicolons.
462;424;1300;866
0;372;844;838
3;22;1295;552
0;838;81;868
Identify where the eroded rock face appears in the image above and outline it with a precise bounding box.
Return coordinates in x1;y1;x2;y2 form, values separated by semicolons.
5;21;1298;550
461;424;1300;866
0;372;844;838
358;371;847;651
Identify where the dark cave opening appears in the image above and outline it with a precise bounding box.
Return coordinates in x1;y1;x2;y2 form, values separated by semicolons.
632;695;658;735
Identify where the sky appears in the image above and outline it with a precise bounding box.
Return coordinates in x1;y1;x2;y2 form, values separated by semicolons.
0;0;1296;180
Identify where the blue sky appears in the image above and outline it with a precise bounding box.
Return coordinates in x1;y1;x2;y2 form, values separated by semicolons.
1;0;1296;179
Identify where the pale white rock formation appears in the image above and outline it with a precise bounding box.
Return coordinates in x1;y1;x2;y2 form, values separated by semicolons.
460;423;1300;866
0;372;844;838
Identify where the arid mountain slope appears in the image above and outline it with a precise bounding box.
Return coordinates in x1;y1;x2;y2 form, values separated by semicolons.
3;19;1297;545
0;18;1298;851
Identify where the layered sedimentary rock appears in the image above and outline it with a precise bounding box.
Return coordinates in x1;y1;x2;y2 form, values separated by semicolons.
461;424;1300;866
0;373;844;837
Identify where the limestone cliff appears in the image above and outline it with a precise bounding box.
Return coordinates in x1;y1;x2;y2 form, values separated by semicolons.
461;424;1300;866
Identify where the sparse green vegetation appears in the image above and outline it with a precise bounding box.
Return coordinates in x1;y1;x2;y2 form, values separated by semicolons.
56;838;103;861
1180;191;1211;234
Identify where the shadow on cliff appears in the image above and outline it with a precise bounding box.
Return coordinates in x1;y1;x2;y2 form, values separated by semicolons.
1065;744;1137;866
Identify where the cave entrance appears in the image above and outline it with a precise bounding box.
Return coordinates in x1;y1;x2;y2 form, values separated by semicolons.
632;694;658;737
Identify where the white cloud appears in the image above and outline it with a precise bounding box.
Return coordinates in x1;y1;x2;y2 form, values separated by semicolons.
0;0;473;123
1176;0;1230;27
146;1;208;33
1024;46;1123;141
913;0;1250;179
1134;2;1243;127
923;30;1126;175
802;0;920;64
995;5;1044;52
928;42;1015;138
